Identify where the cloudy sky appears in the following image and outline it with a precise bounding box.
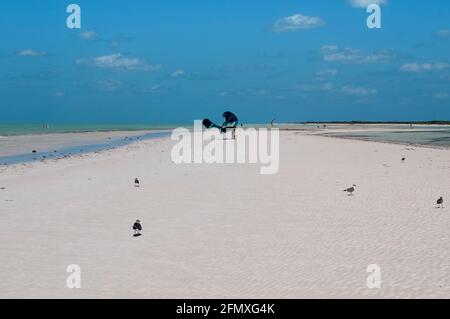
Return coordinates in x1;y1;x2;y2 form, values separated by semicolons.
1;0;449;124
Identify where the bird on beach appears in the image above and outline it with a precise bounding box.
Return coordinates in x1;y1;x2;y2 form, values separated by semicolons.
134;178;140;187
401;157;406;162
437;197;444;208
344;184;356;196
132;220;142;236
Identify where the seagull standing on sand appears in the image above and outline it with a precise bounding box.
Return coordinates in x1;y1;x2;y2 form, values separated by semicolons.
344;184;356;196
134;178;140;187
132;220;142;236
437;197;444;208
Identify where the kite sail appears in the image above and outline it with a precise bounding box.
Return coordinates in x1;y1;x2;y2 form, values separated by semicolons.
203;111;239;133
202;119;221;129
222;111;238;126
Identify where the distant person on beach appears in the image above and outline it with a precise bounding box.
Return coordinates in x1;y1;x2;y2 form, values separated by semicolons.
133;220;142;236
134;178;140;187
270;118;276;128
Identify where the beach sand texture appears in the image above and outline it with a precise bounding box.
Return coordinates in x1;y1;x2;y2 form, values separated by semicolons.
0;131;449;298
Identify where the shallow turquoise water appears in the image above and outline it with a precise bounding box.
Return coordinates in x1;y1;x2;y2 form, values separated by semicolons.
0;131;171;165
327;129;450;148
0;123;184;136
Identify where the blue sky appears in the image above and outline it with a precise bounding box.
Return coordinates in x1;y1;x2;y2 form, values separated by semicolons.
0;0;449;124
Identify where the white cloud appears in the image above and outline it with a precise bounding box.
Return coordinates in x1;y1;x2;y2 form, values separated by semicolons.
109;40;120;48
321;83;334;91
52;92;65;98
143;84;170;95
79;30;97;40
108;36;134;49
355;97;373;104
296;82;334;92
321;45;338;51
17;49;48;57
316;69;338;79
433;93;449;99
400;62;449;73
217;88;275;98
320;45;393;64
96;79;124;92
438;29;450;38
272;14;324;33
171;69;186;78
318;69;338;76
342;86;377;96
76;54;161;71
348;0;388;8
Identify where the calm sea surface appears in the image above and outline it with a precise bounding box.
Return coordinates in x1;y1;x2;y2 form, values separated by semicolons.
324;128;450;148
0;123;183;136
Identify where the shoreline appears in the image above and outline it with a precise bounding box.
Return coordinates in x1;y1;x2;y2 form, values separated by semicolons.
2;125;450;166
315;132;450;151
0;130;171;164
0;124;186;137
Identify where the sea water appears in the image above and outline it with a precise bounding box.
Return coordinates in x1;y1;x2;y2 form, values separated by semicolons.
0;123;184;136
325;127;450;148
0;130;171;165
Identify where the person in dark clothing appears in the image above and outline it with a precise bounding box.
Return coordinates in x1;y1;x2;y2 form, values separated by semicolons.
202;111;239;139
134;178;140;187
133;220;142;236
221;111;239;132
220;111;238;139
202;111;239;131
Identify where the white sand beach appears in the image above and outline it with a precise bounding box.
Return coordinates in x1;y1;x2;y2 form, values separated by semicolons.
0;130;449;299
